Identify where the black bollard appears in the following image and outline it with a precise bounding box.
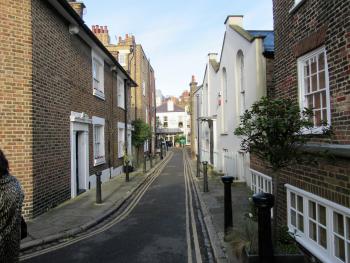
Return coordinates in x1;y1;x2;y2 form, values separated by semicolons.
252;192;274;263
96;171;102;204
125;160;130;182
143;155;147;173
221;175;234;234
196;154;200;177
160;146;164;160
150;154;153;168
203;161;209;192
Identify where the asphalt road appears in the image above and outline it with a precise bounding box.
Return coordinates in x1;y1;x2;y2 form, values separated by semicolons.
23;149;210;263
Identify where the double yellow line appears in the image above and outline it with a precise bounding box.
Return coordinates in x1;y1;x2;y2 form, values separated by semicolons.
20;152;174;261
183;150;203;263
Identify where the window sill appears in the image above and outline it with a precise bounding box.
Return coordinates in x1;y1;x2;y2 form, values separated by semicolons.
117;105;125;110
93;88;105;100
94;157;106;166
300;126;329;135
289;0;306;14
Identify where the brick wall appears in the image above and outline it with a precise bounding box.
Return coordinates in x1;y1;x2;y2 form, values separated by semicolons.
29;0;127;218
249;0;350;228
0;0;34;216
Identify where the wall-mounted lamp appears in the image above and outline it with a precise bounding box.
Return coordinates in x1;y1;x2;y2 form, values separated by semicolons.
69;24;79;35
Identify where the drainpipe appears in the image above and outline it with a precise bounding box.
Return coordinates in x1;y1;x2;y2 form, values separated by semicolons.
124;78;129;181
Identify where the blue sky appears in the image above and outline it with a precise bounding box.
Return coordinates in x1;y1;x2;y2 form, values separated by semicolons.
83;0;273;97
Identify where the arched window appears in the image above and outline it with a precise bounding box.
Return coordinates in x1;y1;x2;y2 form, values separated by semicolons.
221;68;228;132
236;50;245;116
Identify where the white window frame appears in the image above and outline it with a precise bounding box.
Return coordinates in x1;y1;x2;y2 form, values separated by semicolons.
117;75;125;109
250;169;272;194
286;184;350;263
92;50;105;100
118;53;127;66
297;46;330;134
142;81;146;96
92;116;105;166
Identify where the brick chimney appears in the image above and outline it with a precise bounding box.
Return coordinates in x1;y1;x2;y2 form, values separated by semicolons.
224;15;243;27
68;1;86;19
91;25;110;46
117;34;136;46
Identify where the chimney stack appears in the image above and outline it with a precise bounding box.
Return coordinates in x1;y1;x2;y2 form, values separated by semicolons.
91;25;110;46
208;53;218;61
224;15;243;27
68;1;86;19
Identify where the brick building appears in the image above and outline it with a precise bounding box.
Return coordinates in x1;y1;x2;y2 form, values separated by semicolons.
91;27;157;161
0;0;136;219
250;1;350;262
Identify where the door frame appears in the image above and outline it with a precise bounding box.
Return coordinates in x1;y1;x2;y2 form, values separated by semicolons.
70;111;91;198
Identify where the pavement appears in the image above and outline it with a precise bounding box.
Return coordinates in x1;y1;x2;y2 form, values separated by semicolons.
21;156;162;251
187;151;251;263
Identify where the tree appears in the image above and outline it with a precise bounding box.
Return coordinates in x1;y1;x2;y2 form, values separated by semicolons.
234;96;329;242
132;119;152;164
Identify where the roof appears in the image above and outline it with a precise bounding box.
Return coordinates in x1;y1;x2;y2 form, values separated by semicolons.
52;0;137;87
156;103;185;113
248;30;274;53
229;25;274;53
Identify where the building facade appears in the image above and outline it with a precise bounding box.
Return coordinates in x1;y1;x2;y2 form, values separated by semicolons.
191;15;274;183
156;100;190;145
0;0;136;218
250;1;350;262
91;28;156;158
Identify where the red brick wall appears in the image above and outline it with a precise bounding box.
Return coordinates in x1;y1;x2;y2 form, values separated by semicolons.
0;0;34;216
250;0;350;228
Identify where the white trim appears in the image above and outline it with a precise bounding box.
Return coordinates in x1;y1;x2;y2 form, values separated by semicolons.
286;184;350;263
297;46;331;131
92;49;105;100
70;112;90;198
285;184;350;215
92;116;106;166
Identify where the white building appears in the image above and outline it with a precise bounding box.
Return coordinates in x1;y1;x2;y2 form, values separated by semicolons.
156;100;191;145
193;15;274;185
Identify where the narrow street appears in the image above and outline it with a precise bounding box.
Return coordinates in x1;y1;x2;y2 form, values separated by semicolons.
22;149;213;263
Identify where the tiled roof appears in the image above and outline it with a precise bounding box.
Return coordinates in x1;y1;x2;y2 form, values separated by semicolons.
156;103;185;113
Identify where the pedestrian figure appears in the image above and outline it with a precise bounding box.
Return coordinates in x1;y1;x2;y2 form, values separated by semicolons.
0;149;24;263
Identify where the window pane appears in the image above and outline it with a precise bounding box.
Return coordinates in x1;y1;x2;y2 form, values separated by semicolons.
334;212;345;236
318;226;327;249
309;221;317;241
322;109;328;125
298;214;304;232
309;201;316;219
307;95;314;108
311;58;317;74
291;193;296;208
318;205;326;226
319;71;325;90
318;52;325;71
304;77;310;94
334;236;345;261
311;75;318;92
347;217;350;240
321;91;327;107
315;110;321;126
291;210;296;227
304;61;310;76
297;196;303;213
314;93;321;109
